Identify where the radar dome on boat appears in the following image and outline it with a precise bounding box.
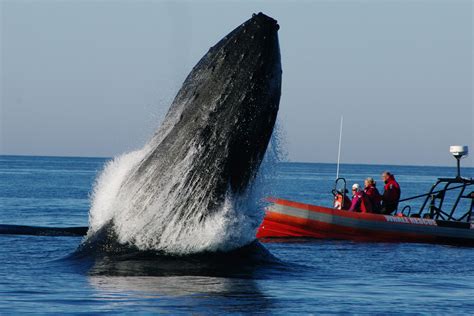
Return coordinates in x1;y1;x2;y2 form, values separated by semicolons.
450;145;468;158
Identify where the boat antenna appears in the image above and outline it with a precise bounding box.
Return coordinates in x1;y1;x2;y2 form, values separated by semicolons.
336;115;343;179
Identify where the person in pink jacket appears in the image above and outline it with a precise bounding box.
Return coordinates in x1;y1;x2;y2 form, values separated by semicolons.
349;183;373;213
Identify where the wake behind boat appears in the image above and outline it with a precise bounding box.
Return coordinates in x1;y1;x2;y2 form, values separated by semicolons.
258;146;474;246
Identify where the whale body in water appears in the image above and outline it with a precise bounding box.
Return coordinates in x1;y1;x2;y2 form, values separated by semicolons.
80;13;282;255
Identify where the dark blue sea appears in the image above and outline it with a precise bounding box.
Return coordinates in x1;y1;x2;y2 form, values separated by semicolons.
1;155;474;314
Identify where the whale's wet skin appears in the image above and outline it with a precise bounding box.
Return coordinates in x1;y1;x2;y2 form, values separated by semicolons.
75;13;282;270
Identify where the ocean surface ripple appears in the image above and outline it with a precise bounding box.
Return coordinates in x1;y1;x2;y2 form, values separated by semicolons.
1;155;474;314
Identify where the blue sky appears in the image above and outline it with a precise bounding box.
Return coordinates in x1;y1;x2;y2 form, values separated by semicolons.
1;0;472;166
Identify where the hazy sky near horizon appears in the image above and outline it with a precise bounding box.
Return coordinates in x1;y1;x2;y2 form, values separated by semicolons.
1;0;472;166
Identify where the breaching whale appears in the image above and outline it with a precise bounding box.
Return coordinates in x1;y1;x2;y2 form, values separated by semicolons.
81;12;281;255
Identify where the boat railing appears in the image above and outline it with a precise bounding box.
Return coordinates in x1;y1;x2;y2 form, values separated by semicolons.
399;178;473;222
332;177;348;207
400;205;412;217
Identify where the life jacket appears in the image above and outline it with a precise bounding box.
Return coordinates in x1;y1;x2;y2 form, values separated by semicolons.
349;191;373;213
359;192;373;213
364;185;382;212
383;175;401;211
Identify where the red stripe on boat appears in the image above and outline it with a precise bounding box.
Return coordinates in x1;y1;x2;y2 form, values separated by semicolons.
257;198;474;245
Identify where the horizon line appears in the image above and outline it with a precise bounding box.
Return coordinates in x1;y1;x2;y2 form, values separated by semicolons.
1;153;472;169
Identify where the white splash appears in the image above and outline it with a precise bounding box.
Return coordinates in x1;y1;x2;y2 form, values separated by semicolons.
86;128;282;255
88;148;148;233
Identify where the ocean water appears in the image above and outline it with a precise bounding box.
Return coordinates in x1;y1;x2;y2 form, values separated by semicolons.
1;155;474;314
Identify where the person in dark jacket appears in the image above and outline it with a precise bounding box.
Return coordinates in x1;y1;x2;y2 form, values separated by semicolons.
364;177;382;213
380;171;401;214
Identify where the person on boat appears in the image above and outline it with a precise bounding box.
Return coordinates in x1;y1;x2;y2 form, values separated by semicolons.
380;171;401;214
349;183;373;213
334;189;351;210
364;177;382;213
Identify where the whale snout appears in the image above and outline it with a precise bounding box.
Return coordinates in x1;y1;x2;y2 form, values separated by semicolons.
251;12;280;30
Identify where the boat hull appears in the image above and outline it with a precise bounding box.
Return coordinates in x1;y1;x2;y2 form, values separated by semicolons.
257;198;474;245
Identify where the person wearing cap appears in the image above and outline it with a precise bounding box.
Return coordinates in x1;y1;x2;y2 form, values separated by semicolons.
380;171;401;214
349;183;373;213
364;177;382;213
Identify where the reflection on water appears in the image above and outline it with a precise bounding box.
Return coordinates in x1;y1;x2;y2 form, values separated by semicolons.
54;240;285;313
81;242;282;313
90;275;253;296
88;275;274;313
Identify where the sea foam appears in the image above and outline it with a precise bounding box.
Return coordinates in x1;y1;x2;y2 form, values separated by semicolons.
86;128;282;255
